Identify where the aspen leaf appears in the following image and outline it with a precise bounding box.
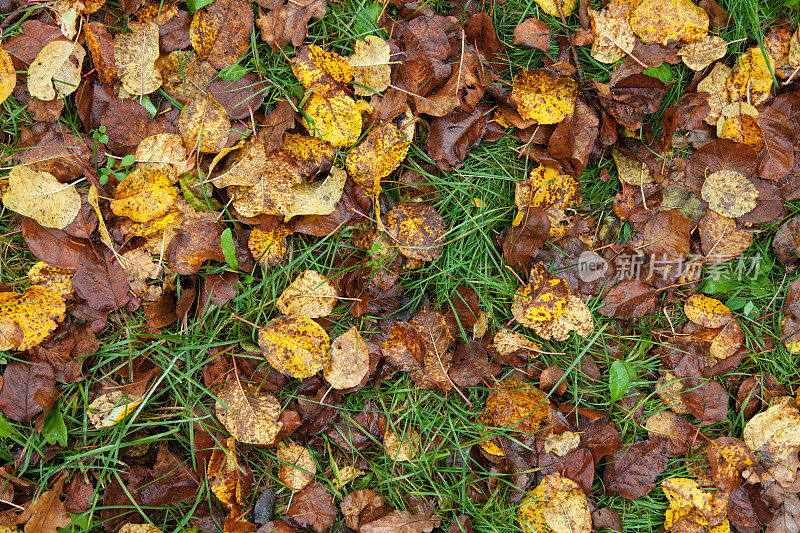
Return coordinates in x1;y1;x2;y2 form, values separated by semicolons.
518;473;592;533
684;294;733;328
27;41;85;100
0;45;15;105
347;36;391;96
276;269;337;318
345;122;411;197
215;381;283;446
178;93;231;154
291;44;352;97
661;478;729;533
544;431;581;456
84;23;118;86
159;51;218;104
208;136;267;188
324;326;368;390
743;396;800;486
512;263;570;326
110;168;179;223
517;165;581;239
258;315;331;379
302;92;362;148
679;35;728;71
706;437;756;492
286;166;347;220
629;0;709;46
135;133;192;180
249;224;292;270
727;47;774;107
87;390;143;429
27;262;74;297
701;170;758;218
278;443;316;491
509;69;578;125
114;21;162;96
531;0;577;17
717;102;763;150
385;202;446;261
0;286;65;351
190;0;253;69
229;151;303;217
2;166;81;229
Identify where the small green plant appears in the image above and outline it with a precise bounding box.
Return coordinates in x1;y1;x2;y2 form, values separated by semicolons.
92;127;137;184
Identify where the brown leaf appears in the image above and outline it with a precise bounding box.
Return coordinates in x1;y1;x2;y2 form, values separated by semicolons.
513;18;551;51
706;436;756;491
603;438;669;499
641;209;691;260
31;323;97;383
757;106;794;181
0;360;55;422
360;510;441;533
166;218;226;274
385;202;445;261
256;0;326;51
22;218;89;270
72;248;131;312
215;381;283;446
595;74;669;130
687;139;758;184
427;105;488;170
20;476;70;533
547;100;599;176
207;73;268;121
681;379;728;425
190;0;253;69
207;437;252;509
286;482;336;533
598;279;657;318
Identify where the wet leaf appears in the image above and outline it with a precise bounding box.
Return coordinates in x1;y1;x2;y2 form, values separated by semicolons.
678;35;727;71
324;326;368;389
87;390;143;428
512;263;570;326
629;0;708;46
28;262;74;297
598;279;657;318
681;379;728;425
0;360;56;422
301;92;362;148
603;438;669;499
706;436;756;491
159;50;217;104
345;122;411;197
361;509;440;533
286;482;336;533
135;133;192;180
645;411;694;455
531;0;576;17
2;166;81;229
384;427;420;462
661;477;729;533
513;18;551;52
510;69;578;124
346;36;391;96
517;473;592;533
530;295;593;341
701;170;758;218
286;166;347;220
641;209;692;260
276;270;337;318
229;151;302;216
114;21;162;96
278;443;316;491
685;294;733;328
743;396;800;486
698;210;753;261
215;381;283;446
727;46;773;107
208;437;252;509
291;44;352;97
110;168;179;223
178;93;231;153
258;315;331;379
190;0;253;69
19;476;71;533
589;8;635;64
385;202;446;261
72;249;131;312
480;377;551;435
27;41;85;100
0;286;65;351
0;44;15;105
249;224;292;270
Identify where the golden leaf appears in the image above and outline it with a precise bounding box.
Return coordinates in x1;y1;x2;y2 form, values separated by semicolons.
347;36;391;96
278;443;316;491
679;35;728;71
532;0;577;17
291;44;352;97
258;315;331;379
629;0;708;46
159;51;218;104
276;269;338;318
701;170;758;218
662;478;730;533
727;47;774;107
384;427;420;462
589;8;635;64
518;473;592;533
717;102;763;150
0;45;16;105
481;377;551;434
324;326;369;390
2;166;81;229
543;431;580;456
178;93;231;154
110;168;179;223
27;41;85;100
229;151;302;217
114;21;162;96
208;437;250;509
509;69;578;125
301;92;363;148
282;133;336;177
27;262;74;297
208;136;267;188
215;381;283;446
697;63;732;125
699;210;753;260
0;286;65;351
345;121;411;197
612;149;654;185
385;202;446;261
135;133;193;181
684;294;733;328
530;295;593;341
248;224;292;270
285;166;347;220
512;263;570;326
189;0;252;69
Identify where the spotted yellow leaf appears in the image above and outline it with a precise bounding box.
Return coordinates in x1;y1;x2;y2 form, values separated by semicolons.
509;69;578;124
110;168;179;223
302;92;362;148
629;0;708;46
2;165;81;229
258;315;331;379
291;44;352;97
0;286;65;351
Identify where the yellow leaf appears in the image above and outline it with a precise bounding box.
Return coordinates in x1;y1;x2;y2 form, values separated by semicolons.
285;166;347;220
629;0;708;46
481;377;551;433
27;40;85;101
0;45;16;105
189;0;252;69
302;92;362;148
697;62;732;125
385;202;446;261
159;51;218;104
110;168;179;223
543;431;580;456
717;102;763;150
278;443;316;491
208;136;267;188
701;170;758;218
178;93;231;154
114;21;162;96
324;326;369;390
518;473;592;533
684;294;733;328
345;121;411;197
384;427;420;462
679;35;728;71
215;381;283;445
530;295;593;341
347;36;391;96
135;133;192;181
27;262;74;297
87;390;143;429
511;263;570;326
119;525;163;533
612;149;654;185
0;286;65;351
2;166;81;229
291;44;352;97
661;478;730;533
727;47;774;106
509;69;578;125
208;437;249;509
532;0;577;17
248;224;292;270
276;269;338;318
258;315;331;379
589;8;635;64
229;151;302;217
282;133;336;177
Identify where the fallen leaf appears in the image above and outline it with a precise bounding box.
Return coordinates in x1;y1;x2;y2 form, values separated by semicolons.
385;202;446;261
215;381;283;446
27;262;74;297
159;51;217;104
207;437;252;509
87;390;143;428
348;36;391;96
281;133;336;177
530;295;593;341
72;249;131;312
256;0;327;51
249;224;292;270
661;477;729;533
286;166;348;220
510;69;578;124
0;286;65;351
706;436;756;491
589;8;635;64
531;0;577;17
114;21;162;96
678;35;727;70
513;18;551;52
701;170;758;218
0;44;15;104
345;121;411;198
0;360;56;422
276;270;337;318
278;443;316;491
341;489;383;530
684;294;733;328
727;46;773;107
20;476;71;533
384;427;420;462
698;210;753;260
229;151;302;216
517;473;591;533
286;482;337;533
697;62;732;125
2;166;81;229
110;168;179;223
743;396;800;486
603;438;669;499
324;326;368;389
27;41;85;100
480;377;551;436
135;133;193;180
544;431;581;456
190;0;253;69
361;509;440;533
258;315;331;378
291;44;352;97
645;411;694;455
512;263;570;326
629;0;708;46
178;93;231;153
301;92;362;148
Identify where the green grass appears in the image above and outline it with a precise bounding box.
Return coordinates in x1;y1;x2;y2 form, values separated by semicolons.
1;0;800;531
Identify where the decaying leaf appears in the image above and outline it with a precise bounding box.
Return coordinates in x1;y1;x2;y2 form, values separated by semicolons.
727;46;774;107
629;0;709;46
87;390;143;429
208;437;251;509
190;0;253;69
544;431;581;456
258;315;331;378
684;294;733;328
27;262;74;297
110;168;179;223
286;166;348;220
2;166;81;229
27;41;85;100
278;443;316;491
385;202;446;261
697;62;732;125
276;270;337;318
0;45;16;104
0;286;66;351
679;35;728;71
291;44;352;97
743;396;800;486
699;210;753;260
661;478;729;533
135;133;192;180
178;93;231;153
513;18;551;52
589;8;635;64
384;427;420;462
348;36;391;96
517;473;592;533
531;0;577;17
603;438;670;499
530;295;593;341
706;437;756;491
324;326;369;389
345;121;411;197
510;69;578;124
215;381;283;446
613;150;654;186
302;92;362;147
512;263;570;326
480;377;551;435
701;170;758;218
249;224;292;270
229;151;302;216
114;21;162;96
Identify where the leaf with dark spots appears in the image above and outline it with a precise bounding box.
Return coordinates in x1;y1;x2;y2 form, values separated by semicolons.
773;216;800;268
158;10;192;53
207;73;269;120
0;360;55;422
448;339;499;387
603;438;669;499
72;248;131;312
22;218;90;270
676;91;712;131
427;105;488;170
15;123;95;183
687;139;758;182
166;218;226;274
537;445;595;493
641;209;692;260
757;106;794;181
